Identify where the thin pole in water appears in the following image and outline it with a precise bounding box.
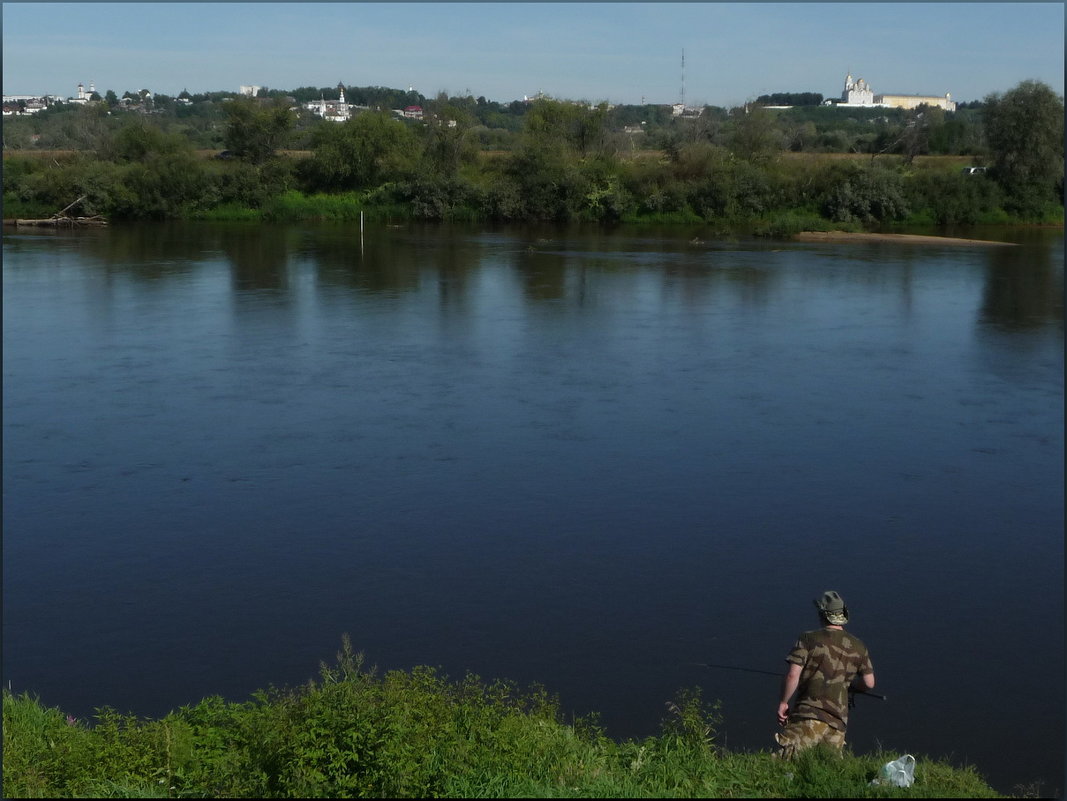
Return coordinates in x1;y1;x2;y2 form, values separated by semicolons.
360;210;364;254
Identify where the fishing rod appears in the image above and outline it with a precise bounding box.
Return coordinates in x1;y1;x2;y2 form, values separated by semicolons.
687;662;887;701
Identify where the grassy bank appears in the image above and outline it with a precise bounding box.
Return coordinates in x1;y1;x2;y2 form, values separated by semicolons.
2;637;1006;799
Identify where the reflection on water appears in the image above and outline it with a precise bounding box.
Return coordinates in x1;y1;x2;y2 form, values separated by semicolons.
8;222;1061;327
2;222;1063;795
981;237;1062;330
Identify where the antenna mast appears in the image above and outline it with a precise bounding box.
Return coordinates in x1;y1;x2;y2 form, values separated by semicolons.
680;48;686;106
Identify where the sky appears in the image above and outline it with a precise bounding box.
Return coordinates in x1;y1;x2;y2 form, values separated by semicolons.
2;2;1064;106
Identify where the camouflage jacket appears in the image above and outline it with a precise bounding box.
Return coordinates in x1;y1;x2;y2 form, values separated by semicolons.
786;627;873;731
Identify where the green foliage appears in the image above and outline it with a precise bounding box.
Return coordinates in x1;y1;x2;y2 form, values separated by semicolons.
982;80;1064;215
752;210;852;237
2;79;1061;228
521;98;612;159
821;163;909;223
262;189;367;221
100;121;192;163
728;105;786;165
299;112;420;192
2;639;1009;799
224;97;296;165
756;92;825;107
904;170;1005;225
420;95;481;180
392;176;485;221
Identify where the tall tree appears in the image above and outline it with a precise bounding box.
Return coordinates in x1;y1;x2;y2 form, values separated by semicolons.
223;97;295;165
301;111;420;191
727;104;783;165
982;80;1064;214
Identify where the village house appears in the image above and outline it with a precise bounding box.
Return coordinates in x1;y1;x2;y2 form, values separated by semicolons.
2;95;51;116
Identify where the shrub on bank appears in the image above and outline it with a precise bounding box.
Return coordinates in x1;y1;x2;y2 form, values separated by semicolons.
4;149;1061;230
2;637;1006;799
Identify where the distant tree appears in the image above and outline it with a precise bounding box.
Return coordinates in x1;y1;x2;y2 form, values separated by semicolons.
104;89;118;106
223;97;295;164
300;111;419;191
875;104;944;164
755;92;823;106
421;93;478;178
780;119;816;152
522;98;610;158
982;79;1064;214
727;104;783;164
101;120;191;162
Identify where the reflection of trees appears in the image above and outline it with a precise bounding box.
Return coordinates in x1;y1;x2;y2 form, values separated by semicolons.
309;226;421;294
514;248;569;301
218;224;294;291
306;224;484;302
81;222;215;280
980;236;1064;330
665;259;775;308
425;226;477;314
70;222;298;292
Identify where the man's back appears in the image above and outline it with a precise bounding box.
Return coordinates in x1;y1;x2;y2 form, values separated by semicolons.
787;626;872;731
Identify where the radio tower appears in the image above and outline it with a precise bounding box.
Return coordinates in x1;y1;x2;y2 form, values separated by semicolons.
680;48;686;107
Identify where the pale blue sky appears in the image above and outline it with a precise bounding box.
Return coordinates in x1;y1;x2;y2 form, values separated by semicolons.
3;2;1063;106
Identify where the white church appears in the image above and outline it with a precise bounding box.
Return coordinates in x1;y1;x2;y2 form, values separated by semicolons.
838;72;957;112
305;82;357;123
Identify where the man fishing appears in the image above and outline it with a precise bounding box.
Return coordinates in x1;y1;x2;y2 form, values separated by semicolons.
774;590;875;759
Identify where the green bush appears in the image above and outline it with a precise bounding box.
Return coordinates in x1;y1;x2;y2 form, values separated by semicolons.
821;163;910;223
905;171;1004;225
2;637;1008;798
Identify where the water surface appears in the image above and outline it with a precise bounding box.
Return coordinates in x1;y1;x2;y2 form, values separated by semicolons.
3;222;1063;794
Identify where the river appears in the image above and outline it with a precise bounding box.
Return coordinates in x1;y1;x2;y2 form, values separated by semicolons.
3;221;1063;794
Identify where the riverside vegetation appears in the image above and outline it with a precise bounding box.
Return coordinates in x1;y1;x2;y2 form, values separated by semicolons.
2;80;1062;232
2;637;1010;799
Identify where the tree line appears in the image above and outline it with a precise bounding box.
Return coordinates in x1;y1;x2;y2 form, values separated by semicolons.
0;82;996;157
3;80;1062;228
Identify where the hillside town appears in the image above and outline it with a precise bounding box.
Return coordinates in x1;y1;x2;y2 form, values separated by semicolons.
3;71;960;119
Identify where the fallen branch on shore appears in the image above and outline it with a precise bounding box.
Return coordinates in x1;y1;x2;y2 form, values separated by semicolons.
793;230;1017;246
5;194;109;227
9;215;109;227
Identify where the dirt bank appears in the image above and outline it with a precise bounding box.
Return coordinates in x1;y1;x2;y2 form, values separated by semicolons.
793;231;1018;246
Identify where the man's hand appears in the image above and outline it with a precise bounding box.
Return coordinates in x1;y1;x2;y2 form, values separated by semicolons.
777;702;790;726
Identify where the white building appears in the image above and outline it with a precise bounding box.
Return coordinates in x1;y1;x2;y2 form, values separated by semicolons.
67;81;96;104
239;85;262;97
841;74;874;106
2;94;52;115
305;82;356;122
838;72;957;112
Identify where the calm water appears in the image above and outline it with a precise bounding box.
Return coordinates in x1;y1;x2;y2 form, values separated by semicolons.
3;222;1063;794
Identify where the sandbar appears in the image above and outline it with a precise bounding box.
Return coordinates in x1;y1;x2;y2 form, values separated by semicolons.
793;231;1018;246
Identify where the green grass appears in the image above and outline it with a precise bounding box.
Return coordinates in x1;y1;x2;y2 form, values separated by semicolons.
749;210;864;237
188;203;263;222
1;636;1011;799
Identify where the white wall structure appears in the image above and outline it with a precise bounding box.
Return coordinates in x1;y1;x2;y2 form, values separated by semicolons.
838;72;957;112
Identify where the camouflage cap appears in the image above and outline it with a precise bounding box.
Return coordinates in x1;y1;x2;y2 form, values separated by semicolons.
814;590;849;624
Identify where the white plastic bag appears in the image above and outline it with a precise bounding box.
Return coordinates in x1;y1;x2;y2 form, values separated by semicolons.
870;754;916;788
